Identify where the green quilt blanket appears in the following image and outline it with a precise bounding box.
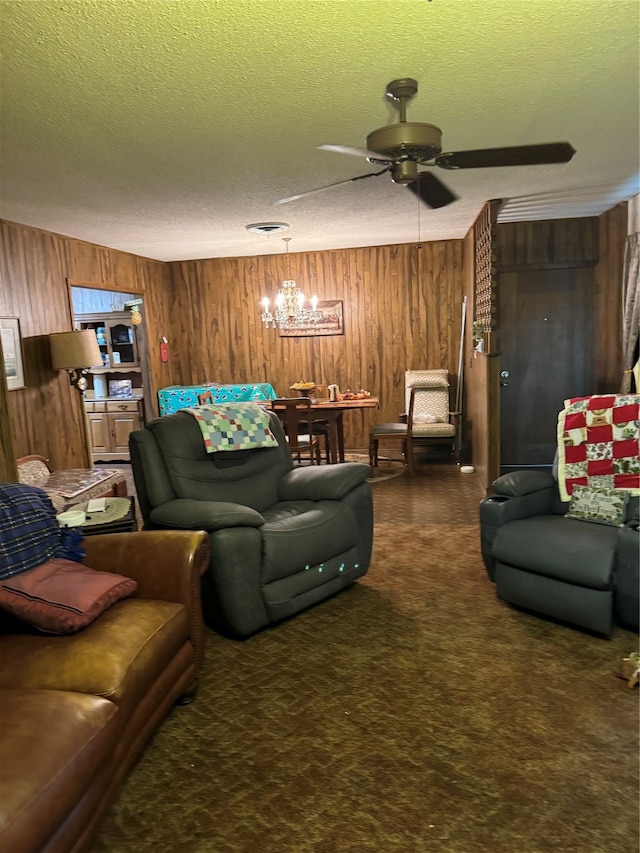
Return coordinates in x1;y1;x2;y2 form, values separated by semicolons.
184;403;279;452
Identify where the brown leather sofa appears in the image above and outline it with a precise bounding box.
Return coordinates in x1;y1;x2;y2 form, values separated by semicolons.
0;529;210;853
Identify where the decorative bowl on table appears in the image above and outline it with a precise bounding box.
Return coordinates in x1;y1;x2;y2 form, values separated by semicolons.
290;382;316;398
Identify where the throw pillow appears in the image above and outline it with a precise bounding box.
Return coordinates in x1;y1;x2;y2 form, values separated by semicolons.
0;558;137;634
566;484;630;527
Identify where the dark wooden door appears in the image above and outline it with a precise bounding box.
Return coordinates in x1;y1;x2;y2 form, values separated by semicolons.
499;267;595;470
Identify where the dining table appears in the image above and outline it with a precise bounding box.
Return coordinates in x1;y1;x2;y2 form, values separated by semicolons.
158;383;277;416
266;397;380;464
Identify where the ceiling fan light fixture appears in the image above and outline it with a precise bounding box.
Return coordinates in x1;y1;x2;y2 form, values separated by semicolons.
246;222;290;235
390;160;419;185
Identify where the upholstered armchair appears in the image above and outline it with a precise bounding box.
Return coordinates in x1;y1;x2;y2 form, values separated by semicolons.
129;407;373;638
368;369;460;474
481;394;640;636
404;369;459;462
480;470;639;637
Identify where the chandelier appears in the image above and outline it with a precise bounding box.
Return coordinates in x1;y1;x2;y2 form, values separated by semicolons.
260;238;323;330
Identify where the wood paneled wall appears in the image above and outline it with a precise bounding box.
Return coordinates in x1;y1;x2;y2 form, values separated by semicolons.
463;203;501;491
0;220;174;471
167;240;466;449
595;203;628;391
0;204;627;477
0;334;18;482
495;209;626;393
463;206;628;494
496;217;599;267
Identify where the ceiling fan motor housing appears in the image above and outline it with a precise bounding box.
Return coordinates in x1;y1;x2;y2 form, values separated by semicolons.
366;122;443;166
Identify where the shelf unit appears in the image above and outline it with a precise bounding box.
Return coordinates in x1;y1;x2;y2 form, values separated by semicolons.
74;311;146;462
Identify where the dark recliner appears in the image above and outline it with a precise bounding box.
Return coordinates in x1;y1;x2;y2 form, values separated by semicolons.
129;410;373;638
480;471;639;637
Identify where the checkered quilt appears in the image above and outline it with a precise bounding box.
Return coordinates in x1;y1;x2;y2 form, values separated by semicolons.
184;403;279;452
556;394;640;501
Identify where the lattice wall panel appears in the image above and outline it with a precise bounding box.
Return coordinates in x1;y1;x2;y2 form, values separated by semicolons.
473;202;499;333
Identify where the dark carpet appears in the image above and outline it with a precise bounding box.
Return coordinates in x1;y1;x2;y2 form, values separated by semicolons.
92;457;639;853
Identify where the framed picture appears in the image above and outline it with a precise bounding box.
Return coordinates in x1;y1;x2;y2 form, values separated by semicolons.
1;317;25;390
279;300;344;338
108;379;133;398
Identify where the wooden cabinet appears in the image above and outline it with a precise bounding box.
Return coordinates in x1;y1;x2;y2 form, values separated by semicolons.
75;312;143;399
76;312;139;369
74;311;147;462
87;409;110;455
85;399;144;462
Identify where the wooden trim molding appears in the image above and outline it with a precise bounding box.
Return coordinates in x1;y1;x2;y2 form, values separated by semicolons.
0;333;18;482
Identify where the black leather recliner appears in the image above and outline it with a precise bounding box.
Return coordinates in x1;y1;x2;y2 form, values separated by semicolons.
129;410;373;638
480;471;639;637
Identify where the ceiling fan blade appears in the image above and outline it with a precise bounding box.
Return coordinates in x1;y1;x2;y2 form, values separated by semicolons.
319;144;392;165
407;171;458;209
319;144;370;158
275;168;391;205
435;142;576;170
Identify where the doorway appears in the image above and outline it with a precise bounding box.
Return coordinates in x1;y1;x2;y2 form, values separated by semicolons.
498;267;596;471
68;281;152;463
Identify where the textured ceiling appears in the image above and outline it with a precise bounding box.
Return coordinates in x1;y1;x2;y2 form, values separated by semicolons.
1;0;638;261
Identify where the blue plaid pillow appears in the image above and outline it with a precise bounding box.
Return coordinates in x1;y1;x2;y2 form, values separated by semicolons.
0;484;84;581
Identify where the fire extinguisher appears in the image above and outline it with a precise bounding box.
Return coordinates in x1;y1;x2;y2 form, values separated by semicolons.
160;337;169;363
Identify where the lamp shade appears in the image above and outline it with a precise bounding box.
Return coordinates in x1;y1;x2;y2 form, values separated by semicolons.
49;330;102;370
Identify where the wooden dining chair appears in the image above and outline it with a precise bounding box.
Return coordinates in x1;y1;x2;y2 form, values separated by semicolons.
309;420;333;464
271;398;322;465
307;385;333;463
368;386;421;476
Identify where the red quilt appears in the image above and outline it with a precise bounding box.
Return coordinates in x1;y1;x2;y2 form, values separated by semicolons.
556;394;640;501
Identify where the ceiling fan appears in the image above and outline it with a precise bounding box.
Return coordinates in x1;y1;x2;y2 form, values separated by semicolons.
275;78;575;209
